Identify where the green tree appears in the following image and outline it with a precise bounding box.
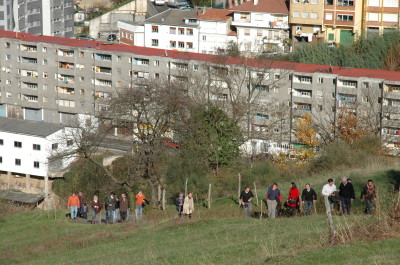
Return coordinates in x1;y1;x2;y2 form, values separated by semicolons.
180;103;244;171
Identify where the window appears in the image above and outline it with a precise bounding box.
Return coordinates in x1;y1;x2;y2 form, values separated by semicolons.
67;139;73;146
15;159;21;166
43;59;48;65
302;12;309;19
0;157;2;163
152;26;159;33
368;13;379;21
170;27;176;34
5;42;10;48
14;141;22;148
340;80;357;88
257;29;263;36
52;143;58;150
382;14;398;22
338;0;354;6
43;72;48;78
318;78;324;84
152;39;158;46
312;0;318;3
170;41;176;48
187;28;193;35
326;0;333;4
274;74;281;80
193;64;199;71
296;26;302;31
178;28;185;35
317;91;323;98
154;60;160;66
155;73;160;79
244;29;250;36
328;33;334;41
202;35;206;41
0;139;3;145
337;15;353;21
6;54;11;60
187;42;193;49
34;161;39;168
293;12;300;18
311;13;318;19
368;0;379;5
178;42;185;48
325;13;333;20
33;144;41;150
383;0;398;7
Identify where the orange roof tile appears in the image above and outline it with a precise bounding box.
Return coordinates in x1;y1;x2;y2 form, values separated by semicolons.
197;9;233;21
230;0;289;14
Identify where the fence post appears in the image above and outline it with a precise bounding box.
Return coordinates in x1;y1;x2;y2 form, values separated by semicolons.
238;173;241;205
208;184;212;209
158;185;161;204
260;198;263;220
162;189;166;210
253;182;259;206
324;195;336;244
185;178;188;197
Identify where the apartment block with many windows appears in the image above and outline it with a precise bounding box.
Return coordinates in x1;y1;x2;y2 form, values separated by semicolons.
364;0;399;36
0;30;400;148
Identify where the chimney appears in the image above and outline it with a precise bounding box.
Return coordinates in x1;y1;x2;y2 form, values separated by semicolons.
254;0;259;5
202;7;206;14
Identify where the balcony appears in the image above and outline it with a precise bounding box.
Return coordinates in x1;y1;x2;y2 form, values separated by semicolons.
21;57;38;64
94;79;112;87
22;94;38;102
58;49;74;57
58;74;75;84
95;53;112;61
95;66;112;74
20;70;38;78
59;62;75;70
57;86;75;95
21;82;38;90
20;44;37;52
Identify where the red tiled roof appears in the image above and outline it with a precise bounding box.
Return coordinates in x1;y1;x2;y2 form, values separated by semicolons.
0;30;399;82
227;31;237;36
197;9;233;21
230;0;289;14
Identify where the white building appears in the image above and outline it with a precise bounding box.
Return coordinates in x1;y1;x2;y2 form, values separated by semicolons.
197;8;237;54
0;117;73;178
230;0;289;52
143;9;199;52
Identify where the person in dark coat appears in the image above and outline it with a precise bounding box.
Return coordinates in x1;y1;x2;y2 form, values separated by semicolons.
175;192;185;217
301;184;317;216
240;187;254;219
78;191;86;218
105;192;116;224
339;176;355;215
119;193;130;222
360;180;377;214
90;195;102;224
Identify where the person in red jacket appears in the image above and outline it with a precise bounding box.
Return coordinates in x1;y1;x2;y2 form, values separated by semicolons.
287;182;299;210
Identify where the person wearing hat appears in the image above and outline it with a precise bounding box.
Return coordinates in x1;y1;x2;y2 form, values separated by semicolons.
322;178;337;211
175;192;185;217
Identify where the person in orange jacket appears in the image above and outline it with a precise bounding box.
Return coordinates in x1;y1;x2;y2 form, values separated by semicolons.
68;193;80;219
287;182;299;210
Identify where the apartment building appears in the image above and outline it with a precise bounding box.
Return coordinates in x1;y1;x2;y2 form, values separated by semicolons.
230;0;290;52
0;0;74;38
364;0;399;35
289;0;325;46
0;30;400;148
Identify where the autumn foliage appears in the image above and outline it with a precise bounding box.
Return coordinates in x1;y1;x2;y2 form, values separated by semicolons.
335;108;369;145
295;112;319;148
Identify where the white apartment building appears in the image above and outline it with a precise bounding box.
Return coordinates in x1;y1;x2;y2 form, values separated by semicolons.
0;117;73;178
144;9;199;52
197;9;237;54
230;0;290;52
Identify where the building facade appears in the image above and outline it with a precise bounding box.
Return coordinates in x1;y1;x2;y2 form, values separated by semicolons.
0;31;400;148
0;0;74;38
364;0;399;36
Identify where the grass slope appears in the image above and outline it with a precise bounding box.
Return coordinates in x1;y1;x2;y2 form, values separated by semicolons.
1;169;400;265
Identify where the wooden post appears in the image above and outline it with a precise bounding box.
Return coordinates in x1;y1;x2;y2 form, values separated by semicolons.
253;182;259;206
238;173;241;205
26;174;31;191
185;178;188;197
260;198;263;220
162;189;166;210
7;171;11;189
324;195;336;244
208;184;211;209
299;182;302;213
44;175;49;210
158;185;161;202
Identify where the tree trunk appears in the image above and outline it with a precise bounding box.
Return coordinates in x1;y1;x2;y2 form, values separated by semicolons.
147;179;158;209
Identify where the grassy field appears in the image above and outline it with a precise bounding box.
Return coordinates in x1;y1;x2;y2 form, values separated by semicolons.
1;168;400;265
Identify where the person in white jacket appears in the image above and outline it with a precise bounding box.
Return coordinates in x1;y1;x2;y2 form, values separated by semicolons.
322;178;337;211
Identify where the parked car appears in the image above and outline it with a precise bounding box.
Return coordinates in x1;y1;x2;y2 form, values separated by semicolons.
179;4;193;9
76;35;94;41
107;33;118;41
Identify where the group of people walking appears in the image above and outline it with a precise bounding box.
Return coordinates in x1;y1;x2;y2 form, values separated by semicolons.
239;177;377;218
67;191;147;224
